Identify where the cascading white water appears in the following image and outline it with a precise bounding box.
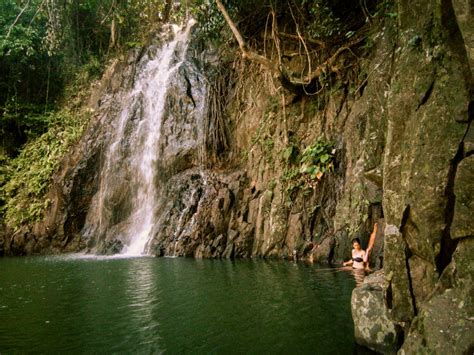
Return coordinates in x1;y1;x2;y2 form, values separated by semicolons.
88;20;196;256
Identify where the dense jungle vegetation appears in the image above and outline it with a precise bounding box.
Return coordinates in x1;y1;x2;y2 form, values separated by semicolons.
1;0;175;228
0;0;384;230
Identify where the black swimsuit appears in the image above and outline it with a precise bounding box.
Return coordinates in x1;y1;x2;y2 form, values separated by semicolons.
352;257;364;263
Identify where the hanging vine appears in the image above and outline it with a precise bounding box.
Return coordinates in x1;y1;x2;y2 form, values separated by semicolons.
202;63;233;166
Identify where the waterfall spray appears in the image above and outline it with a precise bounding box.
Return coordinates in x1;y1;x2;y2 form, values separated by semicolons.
84;20;196;256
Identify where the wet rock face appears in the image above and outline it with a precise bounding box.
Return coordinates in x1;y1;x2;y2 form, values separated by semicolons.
156;60;207;182
147;168;251;259
148;170;208;257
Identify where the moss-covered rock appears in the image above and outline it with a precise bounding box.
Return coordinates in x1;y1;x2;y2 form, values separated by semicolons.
400;237;474;354
451;155;474;239
351;271;402;353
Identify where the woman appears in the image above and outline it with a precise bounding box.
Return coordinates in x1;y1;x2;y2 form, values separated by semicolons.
343;238;366;269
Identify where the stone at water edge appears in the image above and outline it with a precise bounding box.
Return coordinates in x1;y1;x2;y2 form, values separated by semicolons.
309;236;334;263
351;270;402;353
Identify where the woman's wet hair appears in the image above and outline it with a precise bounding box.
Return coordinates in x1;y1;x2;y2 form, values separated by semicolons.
351;237;361;245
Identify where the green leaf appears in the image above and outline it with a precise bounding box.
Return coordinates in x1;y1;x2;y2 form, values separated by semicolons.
320;154;330;163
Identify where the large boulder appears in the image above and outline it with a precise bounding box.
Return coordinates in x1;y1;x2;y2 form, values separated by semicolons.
351;271;402;353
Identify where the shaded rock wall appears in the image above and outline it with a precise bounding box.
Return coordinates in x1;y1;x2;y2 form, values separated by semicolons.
352;0;473;353
383;0;472;324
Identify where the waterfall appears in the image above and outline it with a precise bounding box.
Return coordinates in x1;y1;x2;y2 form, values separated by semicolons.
84;20;196;256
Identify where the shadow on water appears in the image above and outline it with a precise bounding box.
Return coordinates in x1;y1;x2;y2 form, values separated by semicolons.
0;256;361;354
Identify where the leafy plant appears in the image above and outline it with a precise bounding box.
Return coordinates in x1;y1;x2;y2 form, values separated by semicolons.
305;0;343;39
1;109;89;230
190;0;226;42
280;138;335;199
299;140;335;180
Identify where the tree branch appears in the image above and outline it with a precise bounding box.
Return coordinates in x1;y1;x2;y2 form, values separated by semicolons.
6;0;31;39
215;0;367;95
279;32;326;49
291;34;367;85
215;0;276;72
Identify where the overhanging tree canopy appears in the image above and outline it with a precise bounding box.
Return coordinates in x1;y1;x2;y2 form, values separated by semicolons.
213;0;372;95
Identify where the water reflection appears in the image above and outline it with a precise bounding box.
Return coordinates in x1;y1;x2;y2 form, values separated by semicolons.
123;258;162;352
310;265;368;287
0;257;357;353
351;268;367;287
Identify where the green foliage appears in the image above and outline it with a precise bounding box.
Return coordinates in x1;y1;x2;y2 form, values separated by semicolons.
189;0;300;43
0;153;12;202
280;138;335;199
0;0;170;139
1;102;53;137
299;140;335;179
190;0;226;42
0;1;46;56
0;0;55;107
1;108;89;230
190;0;368;45
301;0;371;43
281;165;303;204
304;0;343;39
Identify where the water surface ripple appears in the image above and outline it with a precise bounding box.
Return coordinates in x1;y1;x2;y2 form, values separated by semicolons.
0;257;356;353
